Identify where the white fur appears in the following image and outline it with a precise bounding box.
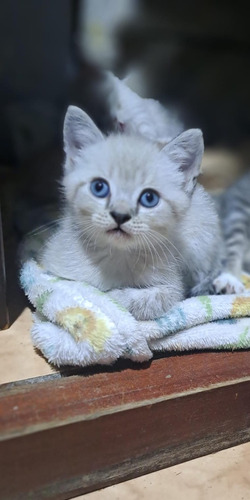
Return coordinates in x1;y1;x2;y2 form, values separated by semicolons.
213;272;245;294
41;107;223;320
107;73;183;144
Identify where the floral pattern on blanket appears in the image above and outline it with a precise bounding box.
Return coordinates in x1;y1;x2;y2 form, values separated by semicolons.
56;307;112;350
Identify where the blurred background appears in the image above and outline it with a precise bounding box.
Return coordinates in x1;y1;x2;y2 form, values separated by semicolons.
1;0;250;326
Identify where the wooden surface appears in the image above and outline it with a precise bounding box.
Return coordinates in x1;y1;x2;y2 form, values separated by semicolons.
0;308;54;384
83;443;250;500
1;350;250;499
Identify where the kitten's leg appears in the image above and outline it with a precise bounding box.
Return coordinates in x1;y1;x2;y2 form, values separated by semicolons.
108;281;184;321
189;268;223;297
244;247;250;273
213;222;247;294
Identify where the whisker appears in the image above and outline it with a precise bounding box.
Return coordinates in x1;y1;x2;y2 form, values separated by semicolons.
27;219;61;237
148;233;176;267
141;233;157;269
155;233;186;264
136;234;148;272
148;229;188;270
142;233;162;269
134;234;143;267
76;225;98;252
145;234;179;272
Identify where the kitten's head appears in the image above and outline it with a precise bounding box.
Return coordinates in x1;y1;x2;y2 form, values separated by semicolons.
62;105;204;251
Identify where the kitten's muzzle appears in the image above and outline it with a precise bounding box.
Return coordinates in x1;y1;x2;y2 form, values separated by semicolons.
110;211;131;226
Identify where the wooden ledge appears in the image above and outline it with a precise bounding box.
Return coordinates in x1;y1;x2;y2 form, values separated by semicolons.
1;350;250;499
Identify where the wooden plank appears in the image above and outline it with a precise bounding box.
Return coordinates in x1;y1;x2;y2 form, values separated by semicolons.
0;351;250;499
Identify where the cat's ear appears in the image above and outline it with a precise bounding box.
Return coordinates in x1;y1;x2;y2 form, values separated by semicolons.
160;129;204;194
63;105;104;157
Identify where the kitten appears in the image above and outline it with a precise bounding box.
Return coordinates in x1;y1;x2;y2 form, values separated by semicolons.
40;105;223;320
213;172;250;294
106;72;183;144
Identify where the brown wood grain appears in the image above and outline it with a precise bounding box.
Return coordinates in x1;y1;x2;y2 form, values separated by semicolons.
0;351;250;499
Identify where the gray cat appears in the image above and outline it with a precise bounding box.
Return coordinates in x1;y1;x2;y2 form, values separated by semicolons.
213;172;250;294
40;105;224;320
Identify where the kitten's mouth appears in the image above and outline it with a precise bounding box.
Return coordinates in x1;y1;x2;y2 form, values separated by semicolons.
107;227;131;238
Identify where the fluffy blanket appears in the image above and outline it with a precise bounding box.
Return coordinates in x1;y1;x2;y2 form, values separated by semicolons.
20;257;250;367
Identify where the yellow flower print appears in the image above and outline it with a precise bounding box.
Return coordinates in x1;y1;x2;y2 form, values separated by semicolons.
56;307;112;352
231;297;250;317
241;274;250;290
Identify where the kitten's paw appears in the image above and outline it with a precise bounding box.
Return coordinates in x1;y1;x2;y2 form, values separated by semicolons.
108;288;159;320
108;287;181;320
213;272;245;295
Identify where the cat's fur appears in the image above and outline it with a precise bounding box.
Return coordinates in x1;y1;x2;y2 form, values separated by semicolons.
40;106;223;320
213;172;250;294
107;72;183;144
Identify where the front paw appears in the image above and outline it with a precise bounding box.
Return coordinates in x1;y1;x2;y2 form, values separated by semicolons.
108;287;180;320
213;272;245;294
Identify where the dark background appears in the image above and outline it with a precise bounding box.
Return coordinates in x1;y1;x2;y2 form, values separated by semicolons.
1;0;250;168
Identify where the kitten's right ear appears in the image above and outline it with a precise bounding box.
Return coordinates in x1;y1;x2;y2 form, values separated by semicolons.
160;129;204;195
63;105;104;157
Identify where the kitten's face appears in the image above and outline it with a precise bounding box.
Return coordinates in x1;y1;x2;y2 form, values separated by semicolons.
64;136;186;250
63;106;204;252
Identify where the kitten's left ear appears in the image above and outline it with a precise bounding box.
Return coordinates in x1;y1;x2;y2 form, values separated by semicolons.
63;105;104;157
161;129;204;194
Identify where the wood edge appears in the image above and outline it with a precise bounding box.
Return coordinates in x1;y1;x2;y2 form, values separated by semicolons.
41;430;250;499
1;375;250;442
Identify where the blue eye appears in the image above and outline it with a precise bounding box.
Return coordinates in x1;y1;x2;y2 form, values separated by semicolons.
90;178;110;198
139;190;160;208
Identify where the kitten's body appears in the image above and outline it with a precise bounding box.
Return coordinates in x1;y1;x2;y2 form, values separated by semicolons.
41;107;223;320
107;73;183;145
213;172;250;293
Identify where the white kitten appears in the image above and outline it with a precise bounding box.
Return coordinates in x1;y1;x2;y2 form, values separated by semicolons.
41;106;223;320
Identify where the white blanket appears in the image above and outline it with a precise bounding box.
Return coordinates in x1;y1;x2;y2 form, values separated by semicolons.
20;259;250;367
